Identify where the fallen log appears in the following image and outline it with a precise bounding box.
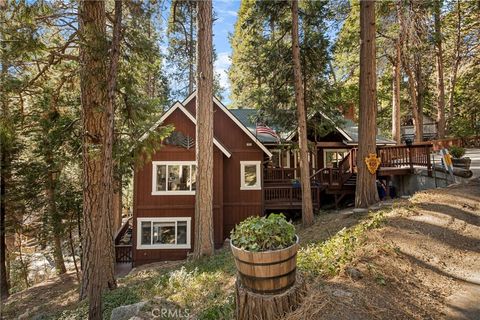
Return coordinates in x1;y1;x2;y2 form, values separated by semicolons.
434;166;473;178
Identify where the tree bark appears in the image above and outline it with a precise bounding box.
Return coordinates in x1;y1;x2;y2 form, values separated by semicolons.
415;56;424;142
392;37;401;144
447;0;462;132
46;152;67;275
193;0;214;259
355;0;379;208
235;275;307;320
78;1;118;318
434;0;446;139
0;44;10;301
291;0;314;226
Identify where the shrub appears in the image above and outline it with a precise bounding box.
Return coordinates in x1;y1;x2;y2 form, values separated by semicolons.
448;146;466;158
230;213;296;252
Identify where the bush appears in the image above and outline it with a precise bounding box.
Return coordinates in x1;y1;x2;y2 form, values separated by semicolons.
449;146;466;158
230;213;296;252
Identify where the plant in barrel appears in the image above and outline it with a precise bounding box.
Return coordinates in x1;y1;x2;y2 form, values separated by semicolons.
230;213;298;294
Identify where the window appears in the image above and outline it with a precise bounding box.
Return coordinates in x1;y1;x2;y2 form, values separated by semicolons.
323;149;348;168
240;161;261;190
271;149;291;168
152;161;196;195
137;217;191;249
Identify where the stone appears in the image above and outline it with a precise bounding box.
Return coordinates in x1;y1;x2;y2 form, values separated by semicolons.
110;301;147;320
332;289;353;298
345;267;363;280
353;208;368;214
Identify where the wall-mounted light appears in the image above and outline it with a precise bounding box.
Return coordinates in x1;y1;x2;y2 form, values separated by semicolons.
246;142;252;147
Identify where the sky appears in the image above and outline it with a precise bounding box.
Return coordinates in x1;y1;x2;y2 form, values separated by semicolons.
212;0;241;103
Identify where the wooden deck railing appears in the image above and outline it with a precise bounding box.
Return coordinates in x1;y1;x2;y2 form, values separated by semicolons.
377;144;432;172
263;167;298;182
264;185;321;208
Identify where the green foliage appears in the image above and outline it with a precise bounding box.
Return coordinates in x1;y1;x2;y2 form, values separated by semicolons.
298;211;385;276
230;213;296;252
448;146;465;158
228;0;335;133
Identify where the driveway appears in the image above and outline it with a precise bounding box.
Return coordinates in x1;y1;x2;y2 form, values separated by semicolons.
465;148;480;178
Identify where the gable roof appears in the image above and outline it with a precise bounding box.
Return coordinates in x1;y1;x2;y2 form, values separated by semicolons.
139;101;232;158
182;92;273;157
229;108;396;146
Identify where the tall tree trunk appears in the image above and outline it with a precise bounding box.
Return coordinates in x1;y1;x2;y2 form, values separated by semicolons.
0;145;9;301
188;2;195;94
355;0;379;208
112;176;123;234
292;0;314;226
392;37;401;144
434;0;446;139
78;0;119;317
0;47;10;301
46;152;67;275
447;0;462;132
193;0;214;258
415;56;424;142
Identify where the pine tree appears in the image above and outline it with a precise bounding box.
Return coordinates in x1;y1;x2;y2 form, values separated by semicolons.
193;0;214;259
291;0;314;226
355;0;379;208
78;0;117;317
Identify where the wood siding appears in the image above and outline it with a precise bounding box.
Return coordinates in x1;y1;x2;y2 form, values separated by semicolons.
133;98;265;265
184;98;264;239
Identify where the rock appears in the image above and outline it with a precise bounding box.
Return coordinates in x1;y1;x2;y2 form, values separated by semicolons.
332;289;353;298
353;208;368;214
345;267;363;280
110;301;147;320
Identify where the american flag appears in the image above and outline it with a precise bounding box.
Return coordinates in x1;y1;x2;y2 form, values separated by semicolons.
256;123;280;141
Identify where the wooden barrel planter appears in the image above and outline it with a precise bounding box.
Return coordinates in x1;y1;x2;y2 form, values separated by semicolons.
231;236;299;294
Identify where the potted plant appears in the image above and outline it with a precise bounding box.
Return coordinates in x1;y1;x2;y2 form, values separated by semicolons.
230;213;298;294
448;146;471;170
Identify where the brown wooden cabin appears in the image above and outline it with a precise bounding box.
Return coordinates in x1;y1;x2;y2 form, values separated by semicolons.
120;92;433;266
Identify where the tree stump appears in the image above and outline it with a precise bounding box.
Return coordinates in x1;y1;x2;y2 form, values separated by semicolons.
235;274;307;320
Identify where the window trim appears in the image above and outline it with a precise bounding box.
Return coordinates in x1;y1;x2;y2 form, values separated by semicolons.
137;217;191;250
323;149;348;168
151;161;196;195
240;161;262;190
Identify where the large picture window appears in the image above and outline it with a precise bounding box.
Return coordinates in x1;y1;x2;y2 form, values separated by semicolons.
137;217;191;249
152;161;196;195
240;161;261;190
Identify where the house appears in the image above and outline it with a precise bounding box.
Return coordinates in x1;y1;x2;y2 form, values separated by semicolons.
401;114;438;142
119;92;432;266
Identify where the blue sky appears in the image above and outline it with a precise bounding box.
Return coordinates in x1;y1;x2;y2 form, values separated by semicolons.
213;0;241;102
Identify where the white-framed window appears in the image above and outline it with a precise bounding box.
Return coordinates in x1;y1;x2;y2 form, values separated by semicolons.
323;149;348;168
152;161;196;195
137;217;191;249
240;161;261;190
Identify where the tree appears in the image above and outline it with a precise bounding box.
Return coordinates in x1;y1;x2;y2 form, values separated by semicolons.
355;0;379;208
78;0;118;317
391;1;402;144
433;0;446;139
167;0;197;97
193;0;214;259
291;0;314;226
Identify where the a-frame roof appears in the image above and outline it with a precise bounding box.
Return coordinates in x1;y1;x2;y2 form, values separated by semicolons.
139;101;232;158
182;92;273;157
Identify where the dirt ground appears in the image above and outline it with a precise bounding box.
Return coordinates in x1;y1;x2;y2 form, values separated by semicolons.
2;179;479;319
289;178;480;320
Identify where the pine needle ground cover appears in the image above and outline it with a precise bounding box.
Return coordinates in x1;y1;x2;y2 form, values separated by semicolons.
6;179;479;319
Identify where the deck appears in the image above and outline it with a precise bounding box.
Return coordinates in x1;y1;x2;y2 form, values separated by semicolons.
264;143;434;210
